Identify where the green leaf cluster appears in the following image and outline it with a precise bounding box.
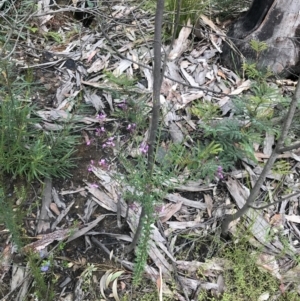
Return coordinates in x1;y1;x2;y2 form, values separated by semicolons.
0;63;78;181
0;187;24;248
0;99;77;181
196;77;289;167
166;0;209;35
165;140;223;179
191;101;221;122
104;71;137;88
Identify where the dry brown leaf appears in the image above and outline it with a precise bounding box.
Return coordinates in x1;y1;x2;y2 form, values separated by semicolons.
156;274;162;291
256;253;281;280
230;79;251;95
263;132;275;156
270;213;284;228
120;281;126;290
200;14;225;36
50;202;60;216
204;194;213;217
87;50;98;62
226;177;295;256
112;278;120;301
0;244;12;280
217;69;226;79
168;19;192;60
285;214;300;223
23;229;73;252
159;201;183;223
166;221;205;230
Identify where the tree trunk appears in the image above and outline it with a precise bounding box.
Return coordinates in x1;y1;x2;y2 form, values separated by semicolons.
221;0;300;77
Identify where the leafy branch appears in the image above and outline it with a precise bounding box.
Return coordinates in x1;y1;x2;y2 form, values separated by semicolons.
222;79;300;234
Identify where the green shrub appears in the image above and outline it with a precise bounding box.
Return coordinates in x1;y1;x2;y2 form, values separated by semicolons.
0;62;78;181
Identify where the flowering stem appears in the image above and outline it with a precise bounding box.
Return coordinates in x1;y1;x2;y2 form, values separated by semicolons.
125;0;165;254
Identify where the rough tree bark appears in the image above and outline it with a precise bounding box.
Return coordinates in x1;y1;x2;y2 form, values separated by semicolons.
221;0;300;76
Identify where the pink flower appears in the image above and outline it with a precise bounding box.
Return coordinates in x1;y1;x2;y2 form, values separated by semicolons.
117;101;127;110
128;202;139;212
139;143;149;155
95;126;105;136
155;205;165;213
97;112;107;122
86;139;92;146
216;166;224;180
103;137;115;148
89;183;99;188
88;160;95;172
126;123;136;132
98;159;109;170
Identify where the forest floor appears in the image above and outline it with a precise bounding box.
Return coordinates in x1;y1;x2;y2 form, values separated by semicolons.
1;1;300;301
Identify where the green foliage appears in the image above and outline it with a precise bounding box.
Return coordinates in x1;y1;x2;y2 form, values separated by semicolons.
28;252;55;301
250;39;268;55
0;0;35;50
272;160;291;176
197;72;289;167
44;31;63;43
191;101;221;122
166;0;209;34
0;187;24;248
103;71;150;129
165;0;251;36
243;40;272;81
219;240;279;300
104;71;137;88
0;100;77;180
243;85;276;119
112;95;150;129
119;153;172;285
80;263;98;293
200;118;258;163
165;140;223;179
211;0;252;21
196;233;281;301
0;63;78;181
140;0;157;12
133;201;155;285
243;62;272;81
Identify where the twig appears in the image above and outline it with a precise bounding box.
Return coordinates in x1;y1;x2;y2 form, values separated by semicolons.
124;206;145;254
248;191;300;210
91;236;133;271
222;79;300;234
278;141;300;153
124;0;165;254
147;0;164;172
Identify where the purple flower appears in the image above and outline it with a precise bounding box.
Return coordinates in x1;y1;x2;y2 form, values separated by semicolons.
88;160;95;172
40;261;50;272
140;143;149;155
117;101;127;111
39;250;47;259
95;126;105;136
86;139;92;146
126;123;136;132
155;205;165;214
103;137;115;148
97;112;107;122
216;165;224;180
99;159;109;169
89;183;99;188
128;202;139;212
99;159;106;165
